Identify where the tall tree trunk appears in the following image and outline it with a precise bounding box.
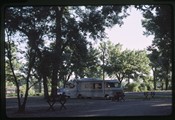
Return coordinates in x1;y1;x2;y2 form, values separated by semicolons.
165;69;169;90
43;75;49;99
152;68;156;90
162;82;164;90
18;48;35;112
38;81;42;93
18;87;29;112
127;75;130;85
116;74;122;86
51;7;64;97
8;51;21;110
6;37;22;112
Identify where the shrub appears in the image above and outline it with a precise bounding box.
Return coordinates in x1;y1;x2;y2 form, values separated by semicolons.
139;85;147;92
125;80;154;92
20;85;36;96
28;88;36;96
127;83;140;92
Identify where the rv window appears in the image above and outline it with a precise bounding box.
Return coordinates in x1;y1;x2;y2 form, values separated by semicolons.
106;82;118;88
93;83;102;89
65;83;75;88
69;83;75;88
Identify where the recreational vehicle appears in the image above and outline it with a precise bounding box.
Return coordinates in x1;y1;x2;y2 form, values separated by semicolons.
63;78;123;99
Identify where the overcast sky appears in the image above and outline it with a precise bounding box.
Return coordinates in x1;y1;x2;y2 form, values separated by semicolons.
104;6;154;51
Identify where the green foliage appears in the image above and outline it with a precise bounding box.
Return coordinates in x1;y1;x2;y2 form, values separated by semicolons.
125;75;154;92
138;5;172;90
19;85;36;96
126;81;154;92
127;83;140;92
6;81;15;87
84;47;102;78
19;85;26;95
139;84;147;92
28;88;36;96
102;40;151;85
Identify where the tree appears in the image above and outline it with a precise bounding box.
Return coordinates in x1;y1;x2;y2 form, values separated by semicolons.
147;47;160;90
132;50;151;80
5;31;24;99
104;41;151;85
5;5;129;112
10;5;130;97
5;6;51;112
47;5;129;97
5;29;38;112
37;49;53;98
104;41;124;84
5;38;20;86
83;47;102;78
99;41;108;80
136;5;172;90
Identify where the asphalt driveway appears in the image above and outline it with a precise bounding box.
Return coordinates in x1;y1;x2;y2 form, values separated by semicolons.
5;97;172;117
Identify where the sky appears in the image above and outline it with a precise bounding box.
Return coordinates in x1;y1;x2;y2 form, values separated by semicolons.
104;7;154;51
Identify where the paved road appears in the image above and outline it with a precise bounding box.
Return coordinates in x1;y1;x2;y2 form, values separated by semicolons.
6;97;172;117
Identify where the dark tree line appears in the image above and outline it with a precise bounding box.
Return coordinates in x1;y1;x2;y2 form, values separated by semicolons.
136;5;172;90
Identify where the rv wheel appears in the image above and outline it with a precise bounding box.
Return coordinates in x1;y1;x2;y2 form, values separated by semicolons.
105;95;110;100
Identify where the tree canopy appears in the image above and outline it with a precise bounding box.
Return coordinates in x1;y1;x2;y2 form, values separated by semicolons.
136;5;172;90
102;41;151;85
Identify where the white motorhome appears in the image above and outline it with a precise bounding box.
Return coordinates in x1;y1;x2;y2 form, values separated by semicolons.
63;78;123;99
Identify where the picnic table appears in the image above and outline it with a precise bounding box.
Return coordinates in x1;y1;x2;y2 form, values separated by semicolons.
47;93;67;111
111;91;125;102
